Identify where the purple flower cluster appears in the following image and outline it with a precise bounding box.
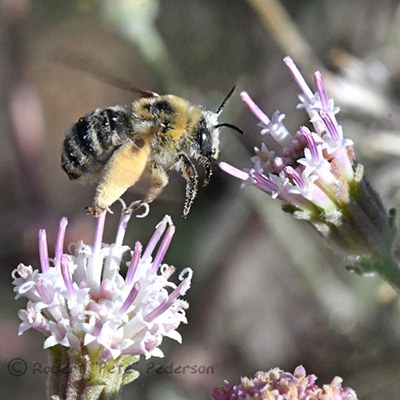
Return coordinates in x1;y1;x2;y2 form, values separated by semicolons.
221;57;395;270
211;365;357;400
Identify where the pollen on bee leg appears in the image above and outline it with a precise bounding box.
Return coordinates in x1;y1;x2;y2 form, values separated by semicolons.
92;142;149;215
202;157;212;187
86;204;107;218
179;155;198;218
183;197;194;218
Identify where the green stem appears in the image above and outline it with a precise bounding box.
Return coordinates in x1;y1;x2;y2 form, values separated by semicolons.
373;251;400;292
48;346;70;399
47;347;140;400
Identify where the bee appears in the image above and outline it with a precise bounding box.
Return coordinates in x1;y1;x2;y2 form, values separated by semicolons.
61;85;242;217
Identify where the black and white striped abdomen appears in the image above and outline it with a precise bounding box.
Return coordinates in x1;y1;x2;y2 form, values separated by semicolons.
61;105;132;180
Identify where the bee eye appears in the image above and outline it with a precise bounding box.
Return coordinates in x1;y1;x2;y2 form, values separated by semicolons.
198;127;212;157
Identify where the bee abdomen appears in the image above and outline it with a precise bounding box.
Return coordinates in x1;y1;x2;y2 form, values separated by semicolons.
62;105;132;180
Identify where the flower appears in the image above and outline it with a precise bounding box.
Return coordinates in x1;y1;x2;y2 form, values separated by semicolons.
211;365;358;400
220;57;399;288
12;209;192;363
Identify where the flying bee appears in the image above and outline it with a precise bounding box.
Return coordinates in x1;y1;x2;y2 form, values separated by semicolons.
61;85;242;217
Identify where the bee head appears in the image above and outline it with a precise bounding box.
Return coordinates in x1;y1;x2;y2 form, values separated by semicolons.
197;114;219;160
196;86;243;159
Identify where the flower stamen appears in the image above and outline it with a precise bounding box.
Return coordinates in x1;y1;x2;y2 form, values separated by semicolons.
240;91;271;126
125;241;142;286
93;211;107;255
54;217;68;271
60;254;76;300
150;224;176;274
38;229;49;273
142;215;173;261
120;282;140;314
144;279;186;323
115;209;131;247
283;56;313;101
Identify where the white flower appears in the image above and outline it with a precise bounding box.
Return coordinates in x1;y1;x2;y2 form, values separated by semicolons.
12;210;192;362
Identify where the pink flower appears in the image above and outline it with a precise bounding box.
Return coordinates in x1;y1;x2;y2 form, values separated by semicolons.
221;57;399;286
211;365;358;400
12;209;192;362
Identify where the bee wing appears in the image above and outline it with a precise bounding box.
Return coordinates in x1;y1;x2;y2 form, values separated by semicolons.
53;52;158;98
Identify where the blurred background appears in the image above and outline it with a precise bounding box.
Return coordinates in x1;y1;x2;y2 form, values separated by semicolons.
2;0;400;398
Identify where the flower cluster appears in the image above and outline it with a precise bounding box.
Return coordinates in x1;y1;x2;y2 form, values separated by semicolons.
211;365;358;400
221;57;398;285
12;209;192;362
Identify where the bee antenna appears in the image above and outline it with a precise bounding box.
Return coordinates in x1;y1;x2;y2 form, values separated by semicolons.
216;85;236;115
214;122;244;135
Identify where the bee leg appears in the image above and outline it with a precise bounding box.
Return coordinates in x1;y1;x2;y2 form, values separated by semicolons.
86;206;106;217
179;154;198;218
129;164;169;214
144;164;169;203
202;156;213;187
89;142;149;217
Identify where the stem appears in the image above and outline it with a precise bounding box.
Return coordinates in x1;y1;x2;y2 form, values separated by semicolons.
47;348;139;400
373;252;400;292
245;0;316;69
47;346;70;399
